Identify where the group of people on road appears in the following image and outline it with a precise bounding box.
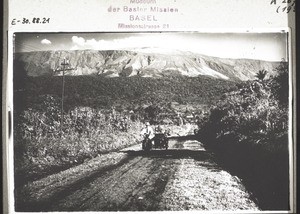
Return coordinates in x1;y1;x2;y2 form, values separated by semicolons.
140;122;169;142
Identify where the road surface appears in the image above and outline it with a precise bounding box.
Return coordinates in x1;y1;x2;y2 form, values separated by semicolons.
26;137;259;212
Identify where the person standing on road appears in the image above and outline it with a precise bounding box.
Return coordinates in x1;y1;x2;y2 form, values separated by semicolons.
140;122;155;141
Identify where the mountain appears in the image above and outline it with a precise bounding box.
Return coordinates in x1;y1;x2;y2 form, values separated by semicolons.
14;49;282;81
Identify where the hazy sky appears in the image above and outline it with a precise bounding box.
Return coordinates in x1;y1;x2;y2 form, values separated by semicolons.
14;32;288;61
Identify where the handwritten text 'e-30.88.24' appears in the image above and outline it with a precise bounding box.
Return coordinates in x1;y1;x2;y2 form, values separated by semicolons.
11;17;50;25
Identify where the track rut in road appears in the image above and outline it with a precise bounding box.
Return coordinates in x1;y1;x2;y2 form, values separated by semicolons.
50;156;178;211
34;138;259;211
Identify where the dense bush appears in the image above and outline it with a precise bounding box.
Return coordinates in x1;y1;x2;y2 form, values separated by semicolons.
196;62;289;209
199;82;288;147
198;62;288;143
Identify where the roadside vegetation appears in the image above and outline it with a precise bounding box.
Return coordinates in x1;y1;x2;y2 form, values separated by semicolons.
14;75;237;185
14;101;144;186
196;62;290;210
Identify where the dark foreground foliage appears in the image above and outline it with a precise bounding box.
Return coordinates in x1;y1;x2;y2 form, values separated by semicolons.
196;62;290;210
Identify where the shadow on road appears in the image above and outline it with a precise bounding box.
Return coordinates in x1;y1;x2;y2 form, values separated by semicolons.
200;139;290;211
167;134;197;140
123;149;209;160
122;149;222;172
122;135;216;163
16;156;136;212
17;136;225;212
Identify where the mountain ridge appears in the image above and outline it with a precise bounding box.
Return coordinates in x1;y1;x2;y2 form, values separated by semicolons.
14;49;282;81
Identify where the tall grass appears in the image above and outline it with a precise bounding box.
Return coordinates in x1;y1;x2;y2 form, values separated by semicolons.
14;96;143;184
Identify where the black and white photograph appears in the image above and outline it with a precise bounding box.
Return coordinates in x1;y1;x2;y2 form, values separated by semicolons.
12;32;291;212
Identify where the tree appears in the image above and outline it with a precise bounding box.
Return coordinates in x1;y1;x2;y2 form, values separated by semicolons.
255;69;268;81
144;105;160;124
271;61;289;106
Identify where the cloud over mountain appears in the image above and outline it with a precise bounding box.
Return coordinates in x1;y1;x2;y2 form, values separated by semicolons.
41;39;52;45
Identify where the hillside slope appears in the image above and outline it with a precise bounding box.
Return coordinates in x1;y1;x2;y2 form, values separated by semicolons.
14;50;281;81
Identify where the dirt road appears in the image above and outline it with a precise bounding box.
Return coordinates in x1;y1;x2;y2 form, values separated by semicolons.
24;137;259;212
